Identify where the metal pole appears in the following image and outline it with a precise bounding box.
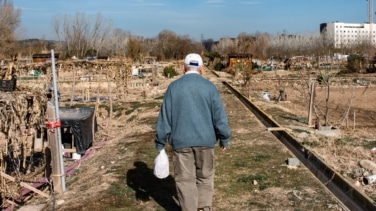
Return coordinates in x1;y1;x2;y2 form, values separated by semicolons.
51;49;66;192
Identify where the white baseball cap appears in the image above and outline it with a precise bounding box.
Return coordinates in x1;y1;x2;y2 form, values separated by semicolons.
184;53;203;67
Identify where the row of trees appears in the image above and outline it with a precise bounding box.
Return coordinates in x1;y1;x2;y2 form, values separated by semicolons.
1;0;375;68
52;13;205;61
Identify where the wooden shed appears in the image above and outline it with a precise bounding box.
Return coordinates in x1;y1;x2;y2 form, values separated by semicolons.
97;56;110;61
227;53;253;69
32;53;59;63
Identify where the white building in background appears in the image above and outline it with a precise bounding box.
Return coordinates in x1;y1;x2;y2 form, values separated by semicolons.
320;22;376;48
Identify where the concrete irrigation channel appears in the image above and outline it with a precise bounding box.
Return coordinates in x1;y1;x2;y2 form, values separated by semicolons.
221;80;376;211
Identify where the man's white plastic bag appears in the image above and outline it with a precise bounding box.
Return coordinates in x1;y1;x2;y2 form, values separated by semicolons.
154;149;169;179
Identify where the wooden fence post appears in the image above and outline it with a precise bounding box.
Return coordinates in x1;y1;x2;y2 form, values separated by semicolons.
46;102;65;194
308;81;315;127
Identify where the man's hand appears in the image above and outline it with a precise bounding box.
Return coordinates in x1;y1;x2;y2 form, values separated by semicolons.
221;147;227;154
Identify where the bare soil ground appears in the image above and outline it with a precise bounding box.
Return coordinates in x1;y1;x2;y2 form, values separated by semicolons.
14;67;376;210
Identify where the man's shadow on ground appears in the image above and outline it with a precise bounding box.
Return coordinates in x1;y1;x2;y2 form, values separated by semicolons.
126;161;180;211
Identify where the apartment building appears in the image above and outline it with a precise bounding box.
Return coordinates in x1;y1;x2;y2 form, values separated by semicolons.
320;22;376;48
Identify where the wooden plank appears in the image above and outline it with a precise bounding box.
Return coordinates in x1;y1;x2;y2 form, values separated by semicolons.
0;172;50;198
46;103;64;194
267;127;285;131
63;148;77;153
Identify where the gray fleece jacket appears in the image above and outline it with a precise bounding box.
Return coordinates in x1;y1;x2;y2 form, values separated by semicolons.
155;72;231;151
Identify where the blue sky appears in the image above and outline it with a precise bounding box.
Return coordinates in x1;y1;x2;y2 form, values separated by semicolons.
13;0;371;41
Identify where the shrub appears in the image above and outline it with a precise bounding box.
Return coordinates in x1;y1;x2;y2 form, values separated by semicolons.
214;62;224;71
346;54;366;73
163;66;178;78
317;74;329;84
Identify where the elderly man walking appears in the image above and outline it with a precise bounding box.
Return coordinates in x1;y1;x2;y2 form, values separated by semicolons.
155;53;231;211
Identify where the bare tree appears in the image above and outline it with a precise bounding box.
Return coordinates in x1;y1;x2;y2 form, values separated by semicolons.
89;14;113;56
175;34;198;60
126;36;143;62
0;0;21;59
211;37;237;56
53;13;112;59
252;32;270;59
202;38;215;52
237;32;254;54
153;30;178;60
107;28;131;58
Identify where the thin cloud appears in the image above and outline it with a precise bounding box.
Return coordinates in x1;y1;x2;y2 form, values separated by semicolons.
205;0;260;7
205;0;224;3
134;0;165;7
15;7;44;11
240;1;261;5
134;3;165;6
205;0;225;7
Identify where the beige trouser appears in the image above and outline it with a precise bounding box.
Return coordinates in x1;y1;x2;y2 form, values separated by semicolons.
173;147;214;211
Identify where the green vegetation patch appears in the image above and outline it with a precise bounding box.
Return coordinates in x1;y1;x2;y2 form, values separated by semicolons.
334;136;358;146
163;66;178;78
125;101;161;115
70;103;96;108
302;138;321;147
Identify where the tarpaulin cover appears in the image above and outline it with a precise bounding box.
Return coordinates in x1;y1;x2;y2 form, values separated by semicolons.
59;107;97;154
